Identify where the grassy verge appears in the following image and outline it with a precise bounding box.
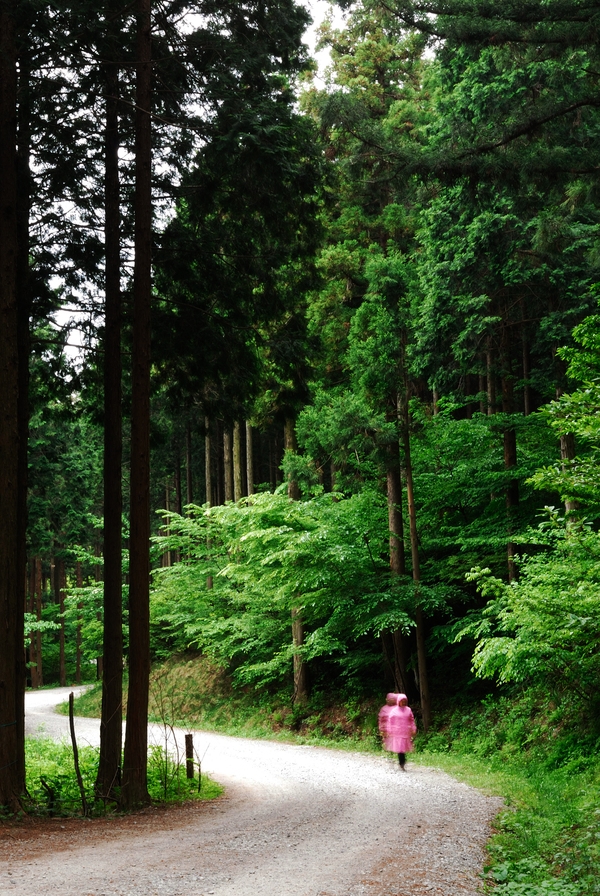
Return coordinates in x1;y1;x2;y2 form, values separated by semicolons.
65;658;600;894
22;735;222;818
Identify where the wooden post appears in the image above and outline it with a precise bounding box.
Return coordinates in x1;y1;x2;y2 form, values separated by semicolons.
185;733;194;779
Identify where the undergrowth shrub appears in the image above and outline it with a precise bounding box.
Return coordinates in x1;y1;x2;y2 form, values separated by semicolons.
23;736;221;817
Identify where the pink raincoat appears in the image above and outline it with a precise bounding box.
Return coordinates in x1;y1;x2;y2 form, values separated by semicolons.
381;694;416;754
377;693;397;743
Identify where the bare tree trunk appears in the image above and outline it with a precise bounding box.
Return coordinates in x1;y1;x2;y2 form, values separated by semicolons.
246;421;254;496
162;480;171;568
223;426;233;502
122;0;152;809
486;341;495;415
292;607;309;703
284;418;300;500
97;52;123;801
186;422;193;506
284;418;308;702
174;455;182;515
35;557;43;686
400;394;431;732
269;435;277;492
385;431;410;696
502;375;519;582
75;562;83;685
14;11;30;792
204;417;212;505
55;556;67;687
522;337;531;416
215;420;223;505
27;561;37;689
233;420;243;501
386;439;405;577
556;386;579;520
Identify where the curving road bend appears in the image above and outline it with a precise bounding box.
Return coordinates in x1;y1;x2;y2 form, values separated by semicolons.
0;688;503;896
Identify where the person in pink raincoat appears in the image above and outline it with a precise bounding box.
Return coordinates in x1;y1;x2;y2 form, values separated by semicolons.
380;693;416;769
378;693;398;746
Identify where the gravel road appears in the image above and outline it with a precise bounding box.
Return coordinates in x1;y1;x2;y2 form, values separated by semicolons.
0;688;502;896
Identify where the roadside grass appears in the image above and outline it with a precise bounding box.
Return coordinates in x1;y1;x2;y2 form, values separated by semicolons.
22;734;222;818
63;658;600;894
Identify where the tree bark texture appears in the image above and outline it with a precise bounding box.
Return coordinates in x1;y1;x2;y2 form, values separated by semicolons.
233;420;243;501
400;394;431;732
245;421;254;496
204;417;212;505
292;606;309;704
386;440;405;577
186;422;193;506
35;557;43;687
486;341;495;415
560;432;578;517
55;557;67;687
15;12;30;789
97;57;124;801
284;418;300;501
122;0;152;809
285;418;308;701
0;0;23;808
384;433;411;698
75;562;83;685
502;375;519;582
223;426;233;502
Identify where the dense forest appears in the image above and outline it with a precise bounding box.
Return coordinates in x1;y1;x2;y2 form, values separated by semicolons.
2;0;600;851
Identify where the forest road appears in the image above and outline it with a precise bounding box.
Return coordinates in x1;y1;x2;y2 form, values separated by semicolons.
1;688;503;896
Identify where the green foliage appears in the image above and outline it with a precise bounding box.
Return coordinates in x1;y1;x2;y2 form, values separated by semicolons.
455;524;600;705
22;735;221;817
531;302;600;516
151;491;434;689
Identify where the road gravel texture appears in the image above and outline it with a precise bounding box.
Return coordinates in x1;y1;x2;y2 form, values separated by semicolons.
0;688;503;896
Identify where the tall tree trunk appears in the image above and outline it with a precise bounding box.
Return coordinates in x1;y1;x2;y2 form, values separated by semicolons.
204;416;212;505
35;557;43;687
162;479;171;568
174;455;182;514
385;430;411;696
122;0;152;809
55;556;67;687
486;341;495;415
0;1;21;798
556;387;579;520
245;421;254;496
186;421;193;506
502;375;519;582
284;418;300;501
386;438;405;577
400;394;431;732
233;420;243;501
97;55;123;801
14;0;29;796
27;561;36;688
75;562;83;685
522;336;531;416
215;420;223;505
284;418;308;702
204;418;213;590
223;426;233;502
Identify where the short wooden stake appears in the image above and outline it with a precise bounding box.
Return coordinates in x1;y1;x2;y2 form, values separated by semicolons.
185;733;194;779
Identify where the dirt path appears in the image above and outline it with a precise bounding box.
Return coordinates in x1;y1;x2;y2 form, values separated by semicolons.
0;689;502;896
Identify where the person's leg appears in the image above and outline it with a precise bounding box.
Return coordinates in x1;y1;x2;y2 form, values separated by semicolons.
398;752;406;768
